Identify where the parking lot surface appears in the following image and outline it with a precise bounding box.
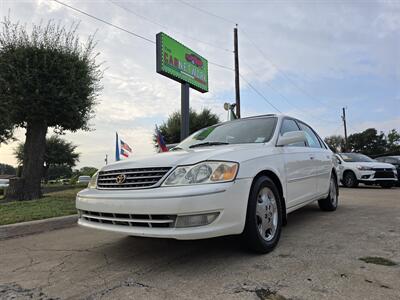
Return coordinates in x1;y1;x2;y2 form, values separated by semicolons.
1;186;399;300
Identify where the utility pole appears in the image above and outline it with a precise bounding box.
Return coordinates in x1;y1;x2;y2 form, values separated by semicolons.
105;154;108;165
342;107;348;151
234;25;241;118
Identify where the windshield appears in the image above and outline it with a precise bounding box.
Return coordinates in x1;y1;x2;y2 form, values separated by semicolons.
175;117;278;150
339;153;374;162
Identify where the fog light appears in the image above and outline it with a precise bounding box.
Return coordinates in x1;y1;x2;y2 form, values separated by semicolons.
175;212;219;228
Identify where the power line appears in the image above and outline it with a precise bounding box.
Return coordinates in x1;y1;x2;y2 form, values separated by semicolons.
240;74;282;113
52;0;234;73
174;0;338;112
240;28;338;110
241;60;338;124
108;0;232;53
53;0;155;44
176;0;236;25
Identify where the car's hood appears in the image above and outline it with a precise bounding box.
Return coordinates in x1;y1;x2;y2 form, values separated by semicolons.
101;143;267;171
344;161;395;169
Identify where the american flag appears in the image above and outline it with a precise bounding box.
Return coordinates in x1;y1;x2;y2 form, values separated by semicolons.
155;126;168;152
116;132;133;161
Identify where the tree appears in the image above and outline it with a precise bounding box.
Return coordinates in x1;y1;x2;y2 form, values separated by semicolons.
14;135;80;182
0;163;16;175
386;129;400;153
0;18;102;200
154;108;220;146
78;166;98;177
347;128;387;156
324;135;345;153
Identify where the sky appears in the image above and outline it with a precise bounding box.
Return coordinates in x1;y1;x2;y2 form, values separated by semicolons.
0;0;399;169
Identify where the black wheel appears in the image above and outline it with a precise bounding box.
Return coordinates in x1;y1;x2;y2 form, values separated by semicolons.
242;176;282;254
319;174;339;211
343;171;358;188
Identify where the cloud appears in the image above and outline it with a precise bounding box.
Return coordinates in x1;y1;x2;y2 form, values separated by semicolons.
0;0;398;168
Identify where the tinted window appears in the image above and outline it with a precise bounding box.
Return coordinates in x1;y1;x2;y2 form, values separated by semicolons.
279;119;305;147
298;122;322;148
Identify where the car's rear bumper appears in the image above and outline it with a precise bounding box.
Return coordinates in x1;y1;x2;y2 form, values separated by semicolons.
76;178;252;240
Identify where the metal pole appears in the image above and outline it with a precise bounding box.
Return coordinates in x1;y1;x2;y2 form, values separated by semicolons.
342;107;348;151
181;83;190;141
234;25;241;118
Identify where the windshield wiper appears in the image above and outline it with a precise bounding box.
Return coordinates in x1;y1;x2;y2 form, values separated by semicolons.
189;141;229;149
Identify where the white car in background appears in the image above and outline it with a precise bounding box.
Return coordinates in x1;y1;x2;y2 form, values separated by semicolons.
77;176;91;184
336;153;398;188
0;179;9;189
77;115;339;253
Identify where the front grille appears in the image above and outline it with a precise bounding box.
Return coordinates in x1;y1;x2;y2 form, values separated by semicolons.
374;171;395;179
97;167;172;189
79;210;176;228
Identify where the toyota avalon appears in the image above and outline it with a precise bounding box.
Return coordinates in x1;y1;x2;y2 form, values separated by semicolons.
76;114;339;253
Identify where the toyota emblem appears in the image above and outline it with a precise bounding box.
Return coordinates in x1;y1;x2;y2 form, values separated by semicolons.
116;174;127;184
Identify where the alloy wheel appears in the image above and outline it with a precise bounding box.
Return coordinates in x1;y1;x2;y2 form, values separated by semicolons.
256;187;278;242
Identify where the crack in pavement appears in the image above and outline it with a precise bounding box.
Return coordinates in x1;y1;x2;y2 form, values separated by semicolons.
0;282;58;300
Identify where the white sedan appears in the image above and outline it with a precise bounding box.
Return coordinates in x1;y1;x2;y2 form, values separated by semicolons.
76;114;339;253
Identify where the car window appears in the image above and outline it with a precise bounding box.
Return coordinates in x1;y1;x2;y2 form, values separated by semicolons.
176;117;278;149
339;153;374;162
298;122;322;148
279;119;305;147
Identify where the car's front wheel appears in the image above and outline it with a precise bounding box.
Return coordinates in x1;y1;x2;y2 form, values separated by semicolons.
342;171;358;188
242;176;282;253
318;174;338;211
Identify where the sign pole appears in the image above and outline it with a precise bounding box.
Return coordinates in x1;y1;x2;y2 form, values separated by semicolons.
181;83;190;141
234;25;241;118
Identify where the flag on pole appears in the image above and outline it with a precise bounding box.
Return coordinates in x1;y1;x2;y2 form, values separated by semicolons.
116;132;133;161
155;126;168;152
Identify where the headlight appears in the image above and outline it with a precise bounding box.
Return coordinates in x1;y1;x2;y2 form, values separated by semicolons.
163;161;238;186
356;165;373;171
87;171;99;189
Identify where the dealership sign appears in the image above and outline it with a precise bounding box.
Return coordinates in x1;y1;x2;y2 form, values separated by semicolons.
156;32;208;93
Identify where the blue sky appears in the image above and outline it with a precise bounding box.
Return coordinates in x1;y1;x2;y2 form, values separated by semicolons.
0;0;399;168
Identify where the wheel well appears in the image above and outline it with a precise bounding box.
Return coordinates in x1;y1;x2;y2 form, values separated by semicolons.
252;170;287;226
331;168;339;196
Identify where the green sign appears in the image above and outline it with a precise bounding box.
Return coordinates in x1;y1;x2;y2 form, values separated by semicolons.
156;32;208;93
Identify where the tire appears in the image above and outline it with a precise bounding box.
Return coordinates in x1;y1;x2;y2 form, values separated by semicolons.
318;174;339;211
242;176;282;254
343;171;358;188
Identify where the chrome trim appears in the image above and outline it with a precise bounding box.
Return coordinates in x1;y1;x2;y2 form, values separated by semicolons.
81;214;174;224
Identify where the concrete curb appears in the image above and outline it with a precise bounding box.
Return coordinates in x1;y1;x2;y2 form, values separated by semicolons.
0;215;78;240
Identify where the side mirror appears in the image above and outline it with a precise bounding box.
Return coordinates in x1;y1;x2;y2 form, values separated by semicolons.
277;131;307;146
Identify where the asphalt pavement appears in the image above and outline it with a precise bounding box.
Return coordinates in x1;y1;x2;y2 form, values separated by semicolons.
1;186;399;300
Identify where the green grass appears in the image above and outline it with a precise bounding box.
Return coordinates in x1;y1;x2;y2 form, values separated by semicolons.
0;187;83;226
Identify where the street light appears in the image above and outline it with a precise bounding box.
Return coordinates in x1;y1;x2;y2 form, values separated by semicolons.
224;103;237;121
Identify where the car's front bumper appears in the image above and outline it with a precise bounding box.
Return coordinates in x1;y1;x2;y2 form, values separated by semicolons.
76;178;252;240
356;170;398;183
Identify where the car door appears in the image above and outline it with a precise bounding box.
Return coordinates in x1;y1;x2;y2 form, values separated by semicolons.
298;122;332;197
279;118;318;208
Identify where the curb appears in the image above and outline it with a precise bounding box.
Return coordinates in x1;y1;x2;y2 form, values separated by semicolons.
0;215;78;240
